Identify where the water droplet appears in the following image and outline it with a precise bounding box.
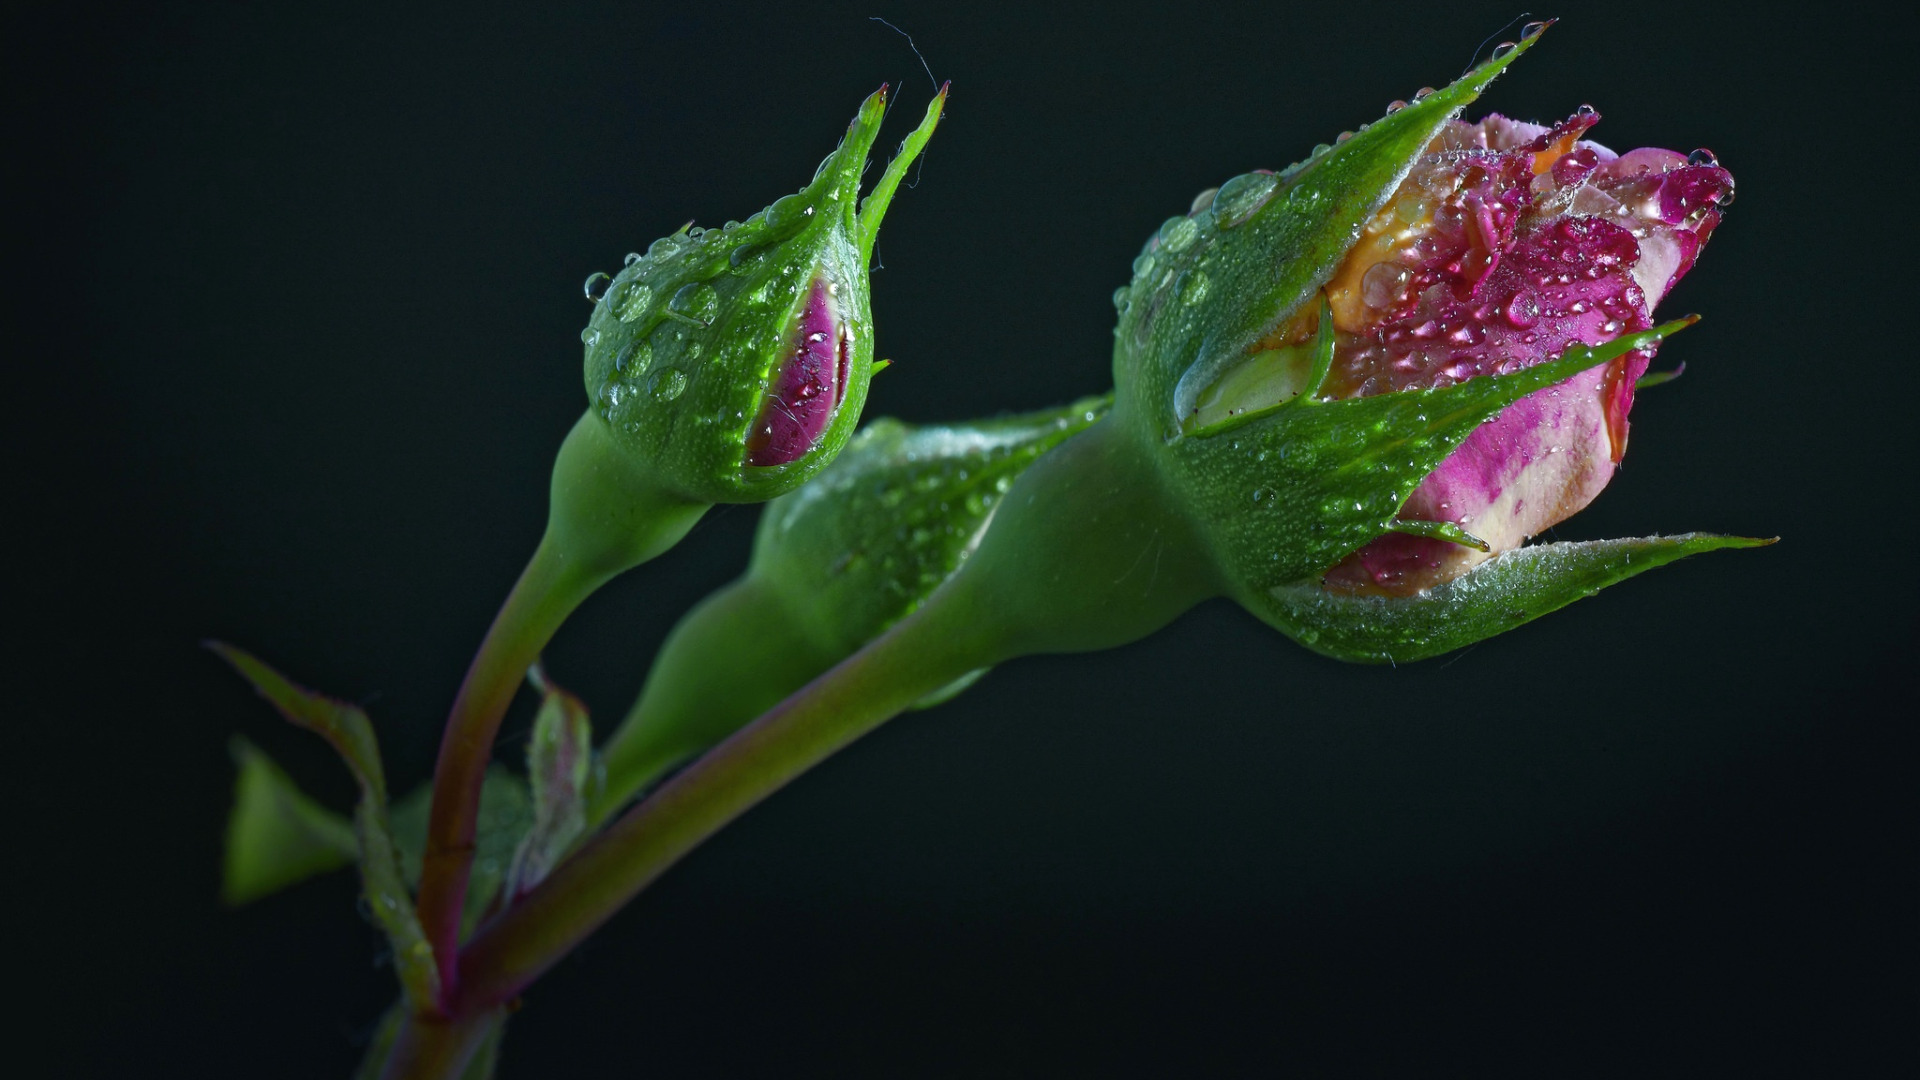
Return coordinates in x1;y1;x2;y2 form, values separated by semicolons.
767;193;811;231
647;237;678;260
1159;215;1200;254
1310;142;1331;158
1413;86;1435;100
583;272;611;303
1361;262;1410;309
648;367;687;400
1384;99;1408;114
1521;20;1548;38
1112;285;1130;311
669;282;719;325
1715;180;1737;208
623;252;642;266
729;244;759;270
1490;41;1517;60
1212;171;1279;228
1189;187;1219;214
1687;148;1719;167
1132;253;1156;279
580;326;600;347
615;282;654;323
1335;131;1353;144
1178;269;1209;304
1503;293;1540;329
614;340;651;373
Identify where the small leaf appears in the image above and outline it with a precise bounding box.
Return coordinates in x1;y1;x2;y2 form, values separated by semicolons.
209;642;441;1007
208;641;386;803
222;737;356;905
389;769;532;937
504;666;593;898
1255;533;1776;663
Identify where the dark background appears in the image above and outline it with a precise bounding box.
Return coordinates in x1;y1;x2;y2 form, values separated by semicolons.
13;1;1914;1075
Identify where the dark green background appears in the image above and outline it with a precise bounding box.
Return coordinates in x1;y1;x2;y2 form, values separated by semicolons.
14;1;1913;1075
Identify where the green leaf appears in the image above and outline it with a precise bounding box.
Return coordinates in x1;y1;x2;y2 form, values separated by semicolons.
209;642;387;803
389;768;531;937
504;666;593;899
221;737;357;905
209;642;441;1007
1253;533;1775;663
1169;319;1695;591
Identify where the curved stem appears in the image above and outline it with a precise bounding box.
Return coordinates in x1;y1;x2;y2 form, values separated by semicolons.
415;411;708;998
452;571;1003;1011
587;577;833;826
415;536;607;995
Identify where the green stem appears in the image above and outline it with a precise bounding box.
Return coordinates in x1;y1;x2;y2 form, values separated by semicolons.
415;535;605;995
453;569;1004;1010
587;577;833;826
417;411;707;996
379;1007;504;1080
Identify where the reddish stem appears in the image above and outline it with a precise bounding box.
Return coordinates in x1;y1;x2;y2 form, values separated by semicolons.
414;537;602;997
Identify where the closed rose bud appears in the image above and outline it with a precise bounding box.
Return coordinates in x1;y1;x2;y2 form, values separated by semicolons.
575;83;947;506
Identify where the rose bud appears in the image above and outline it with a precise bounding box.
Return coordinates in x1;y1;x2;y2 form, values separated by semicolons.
570;83;947;508
588;396;1109;820
1112;27;1764;659
412;86;948;983
856;25;1766;674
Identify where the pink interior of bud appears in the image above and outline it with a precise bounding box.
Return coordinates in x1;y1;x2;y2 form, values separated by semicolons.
1306;109;1731;595
745;277;850;467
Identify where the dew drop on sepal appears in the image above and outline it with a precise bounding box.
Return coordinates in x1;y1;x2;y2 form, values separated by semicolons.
648;367;688;401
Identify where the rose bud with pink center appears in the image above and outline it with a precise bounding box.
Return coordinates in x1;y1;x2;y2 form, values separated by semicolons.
923;27;1771;667
571;83;946;508
1295;109;1734;594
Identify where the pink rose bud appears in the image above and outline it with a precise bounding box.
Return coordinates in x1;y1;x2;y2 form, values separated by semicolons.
1265;109;1737;594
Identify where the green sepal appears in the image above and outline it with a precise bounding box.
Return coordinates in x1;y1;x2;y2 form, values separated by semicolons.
1388;518;1490;551
221;736;357;905
858;84;949;262
504;666;593;899
1168;318;1694;591
389;768;531;939
579;84;945;504
1252;533;1776;663
1636;362;1685;389
209;643;441;1007
1112;27;1542;441
754;395;1112;657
